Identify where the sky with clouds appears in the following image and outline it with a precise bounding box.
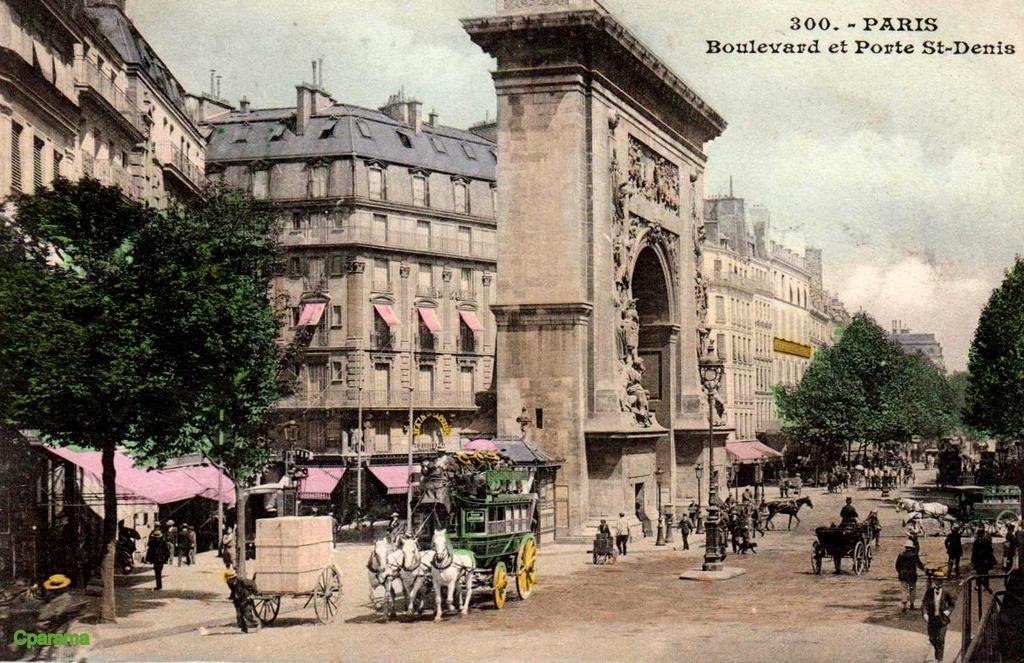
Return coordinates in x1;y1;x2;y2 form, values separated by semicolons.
126;0;1024;371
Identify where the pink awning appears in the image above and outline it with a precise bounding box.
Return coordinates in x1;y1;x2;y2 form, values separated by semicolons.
298;467;345;500
43;446;235;505
368;464;420;495
459;310;484;332
725;440;783;464
464;438;498;452
373;303;399;326
417;307;441;332
296;302;326;327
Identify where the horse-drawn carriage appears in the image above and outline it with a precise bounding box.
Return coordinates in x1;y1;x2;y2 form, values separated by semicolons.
948;485;1021;536
811;524;874;575
369;450;539;620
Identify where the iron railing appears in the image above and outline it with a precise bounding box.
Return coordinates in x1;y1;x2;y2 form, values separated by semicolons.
154;143;206;189
954;573;1009;663
279;225;497;260
75;57;144;134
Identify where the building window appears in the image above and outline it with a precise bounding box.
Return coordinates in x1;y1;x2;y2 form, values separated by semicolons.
461;143;477;160
33;137;44;191
717;333;727;360
417;263;433;295
490;184;498;215
290;306;300;327
251;168;269;199
331;360;345;382
459;267;472;296
288;256;302;277
331;305;343;328
373;416;390;453
459;317;476;353
368;165;385;200
412;172;429;207
373;258;390;291
459;365;474;397
356;120;373;139
453;180;469;214
418;365;434;395
309;165;328;198
416;220;431;249
372;213;388;242
430;136;446;153
330;254;345;276
715;296;725;323
10;122;23;193
457;226;472;254
396;131;412;149
53;152;62;180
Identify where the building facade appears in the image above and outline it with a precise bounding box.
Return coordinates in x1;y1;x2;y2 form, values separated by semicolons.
891;322;946;373
703;192;850;439
202;84;498;464
0;0;204;206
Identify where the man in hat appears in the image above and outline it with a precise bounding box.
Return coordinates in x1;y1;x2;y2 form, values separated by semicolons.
971;528;997;592
145;527;171;590
944;525;963;578
386;512;403;543
614;512;630;556
182;524;197;566
678;513;692;550
840;497;859;527
164;520;179;564
223;568;259;633
895;538;926;611
922;568;956;661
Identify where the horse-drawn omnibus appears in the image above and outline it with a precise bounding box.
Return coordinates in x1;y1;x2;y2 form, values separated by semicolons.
948;485;1021;535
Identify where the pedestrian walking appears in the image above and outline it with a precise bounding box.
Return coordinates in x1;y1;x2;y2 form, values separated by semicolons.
922;568;956;662
614;512;630;556
165;520;178;562
182;524;197;565
145;527;171;591
220;527;235;569
678;514;692;550
223;568;259;633
688;501;701;534
1004;523;1019;572
971;529;997;592
944;526;963;578
896;539;926;611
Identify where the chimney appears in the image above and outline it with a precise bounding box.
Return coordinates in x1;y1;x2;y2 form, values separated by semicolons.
296;85;312;134
239;96;250;113
408;100;422;133
210;70;216;96
428;109;439;127
216;75;222;99
318;57;324;87
311;60;318;88
379;91;409;124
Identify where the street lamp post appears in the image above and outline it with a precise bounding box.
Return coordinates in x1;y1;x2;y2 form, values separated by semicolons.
698;346;726;572
655;467;665;546
694;462;704;533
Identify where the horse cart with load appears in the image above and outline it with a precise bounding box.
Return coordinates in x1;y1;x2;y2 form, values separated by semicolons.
249;516;343;625
811;524;874;575
948;485;1021;537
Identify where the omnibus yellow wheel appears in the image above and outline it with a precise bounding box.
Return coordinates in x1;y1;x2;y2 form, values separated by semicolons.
493;561;508;609
515;535;537;599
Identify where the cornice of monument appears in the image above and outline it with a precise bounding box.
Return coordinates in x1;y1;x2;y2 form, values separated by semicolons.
462;9;727;140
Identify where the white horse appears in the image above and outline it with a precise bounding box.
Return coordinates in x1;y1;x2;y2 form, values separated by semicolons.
430;528;475;621
895;498;921;513
367;537;404;620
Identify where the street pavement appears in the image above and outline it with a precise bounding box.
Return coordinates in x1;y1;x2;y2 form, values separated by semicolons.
68;469;998;662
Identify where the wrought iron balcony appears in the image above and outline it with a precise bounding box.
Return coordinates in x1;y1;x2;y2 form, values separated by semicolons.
154;142;207;193
74;57;145;137
371;331;396;350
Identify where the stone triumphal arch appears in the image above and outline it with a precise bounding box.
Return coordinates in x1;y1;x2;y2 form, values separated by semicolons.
465;0;728;538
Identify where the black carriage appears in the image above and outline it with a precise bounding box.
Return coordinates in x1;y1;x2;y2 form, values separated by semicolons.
811;524;873;575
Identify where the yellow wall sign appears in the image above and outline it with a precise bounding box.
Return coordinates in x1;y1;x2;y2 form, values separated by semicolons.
412;413;453;437
773;337;813;359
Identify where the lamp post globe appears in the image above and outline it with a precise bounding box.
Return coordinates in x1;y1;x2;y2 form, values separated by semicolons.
698;345;727;572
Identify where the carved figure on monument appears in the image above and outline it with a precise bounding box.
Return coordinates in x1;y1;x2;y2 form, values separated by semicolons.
623;298;640;361
622;357;653;427
627;136;680;213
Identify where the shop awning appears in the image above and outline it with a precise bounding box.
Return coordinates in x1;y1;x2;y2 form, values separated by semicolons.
373;303;399;326
459;310;484;332
43;446;235;505
725;440;783;464
368;464;420;495
297;467;345;500
417;307;441;332
296;302;326;327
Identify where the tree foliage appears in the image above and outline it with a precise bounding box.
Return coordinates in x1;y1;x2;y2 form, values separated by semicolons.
775;313;959;461
965;256;1024;442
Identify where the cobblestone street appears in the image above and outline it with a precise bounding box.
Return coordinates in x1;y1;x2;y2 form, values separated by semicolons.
81;472;994;663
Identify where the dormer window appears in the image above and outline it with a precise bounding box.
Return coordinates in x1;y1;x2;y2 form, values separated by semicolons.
396;131;412;149
356;120;373;139
430;136;447;153
461;143;477;160
268;125;286;141
319;121;337;139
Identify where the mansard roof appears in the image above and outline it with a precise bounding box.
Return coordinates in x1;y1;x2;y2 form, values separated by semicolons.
204;103;496;181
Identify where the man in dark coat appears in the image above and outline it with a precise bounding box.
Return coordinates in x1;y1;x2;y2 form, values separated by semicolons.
944;525;963;578
1005;523;1019;572
145;528;171;591
896;539;926;611
164;520;178;562
840;497;859;527
971;529;997;592
678;514;692;550
224;568;259;633
922;569;956;662
997;569;1024;663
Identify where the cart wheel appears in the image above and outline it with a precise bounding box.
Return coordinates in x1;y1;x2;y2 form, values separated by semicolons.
996;510;1018;535
515;535;537;599
853;542;865;575
493;561;508;609
312;565;342;624
253;596;280;625
865;542;874;570
811;543;822;575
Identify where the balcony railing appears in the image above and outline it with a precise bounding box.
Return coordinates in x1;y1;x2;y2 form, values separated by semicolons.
154;142;206;191
280;225;497;260
417;332;437;352
81;154;142;200
75;57;145;135
459;333;478;354
371;331;396;350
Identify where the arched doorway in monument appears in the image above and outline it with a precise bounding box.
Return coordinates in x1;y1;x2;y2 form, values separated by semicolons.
631;244;675;430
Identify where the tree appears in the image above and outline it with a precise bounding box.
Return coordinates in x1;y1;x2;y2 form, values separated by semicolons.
965;256;1024;498
124;185;281;578
0;180;202;620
